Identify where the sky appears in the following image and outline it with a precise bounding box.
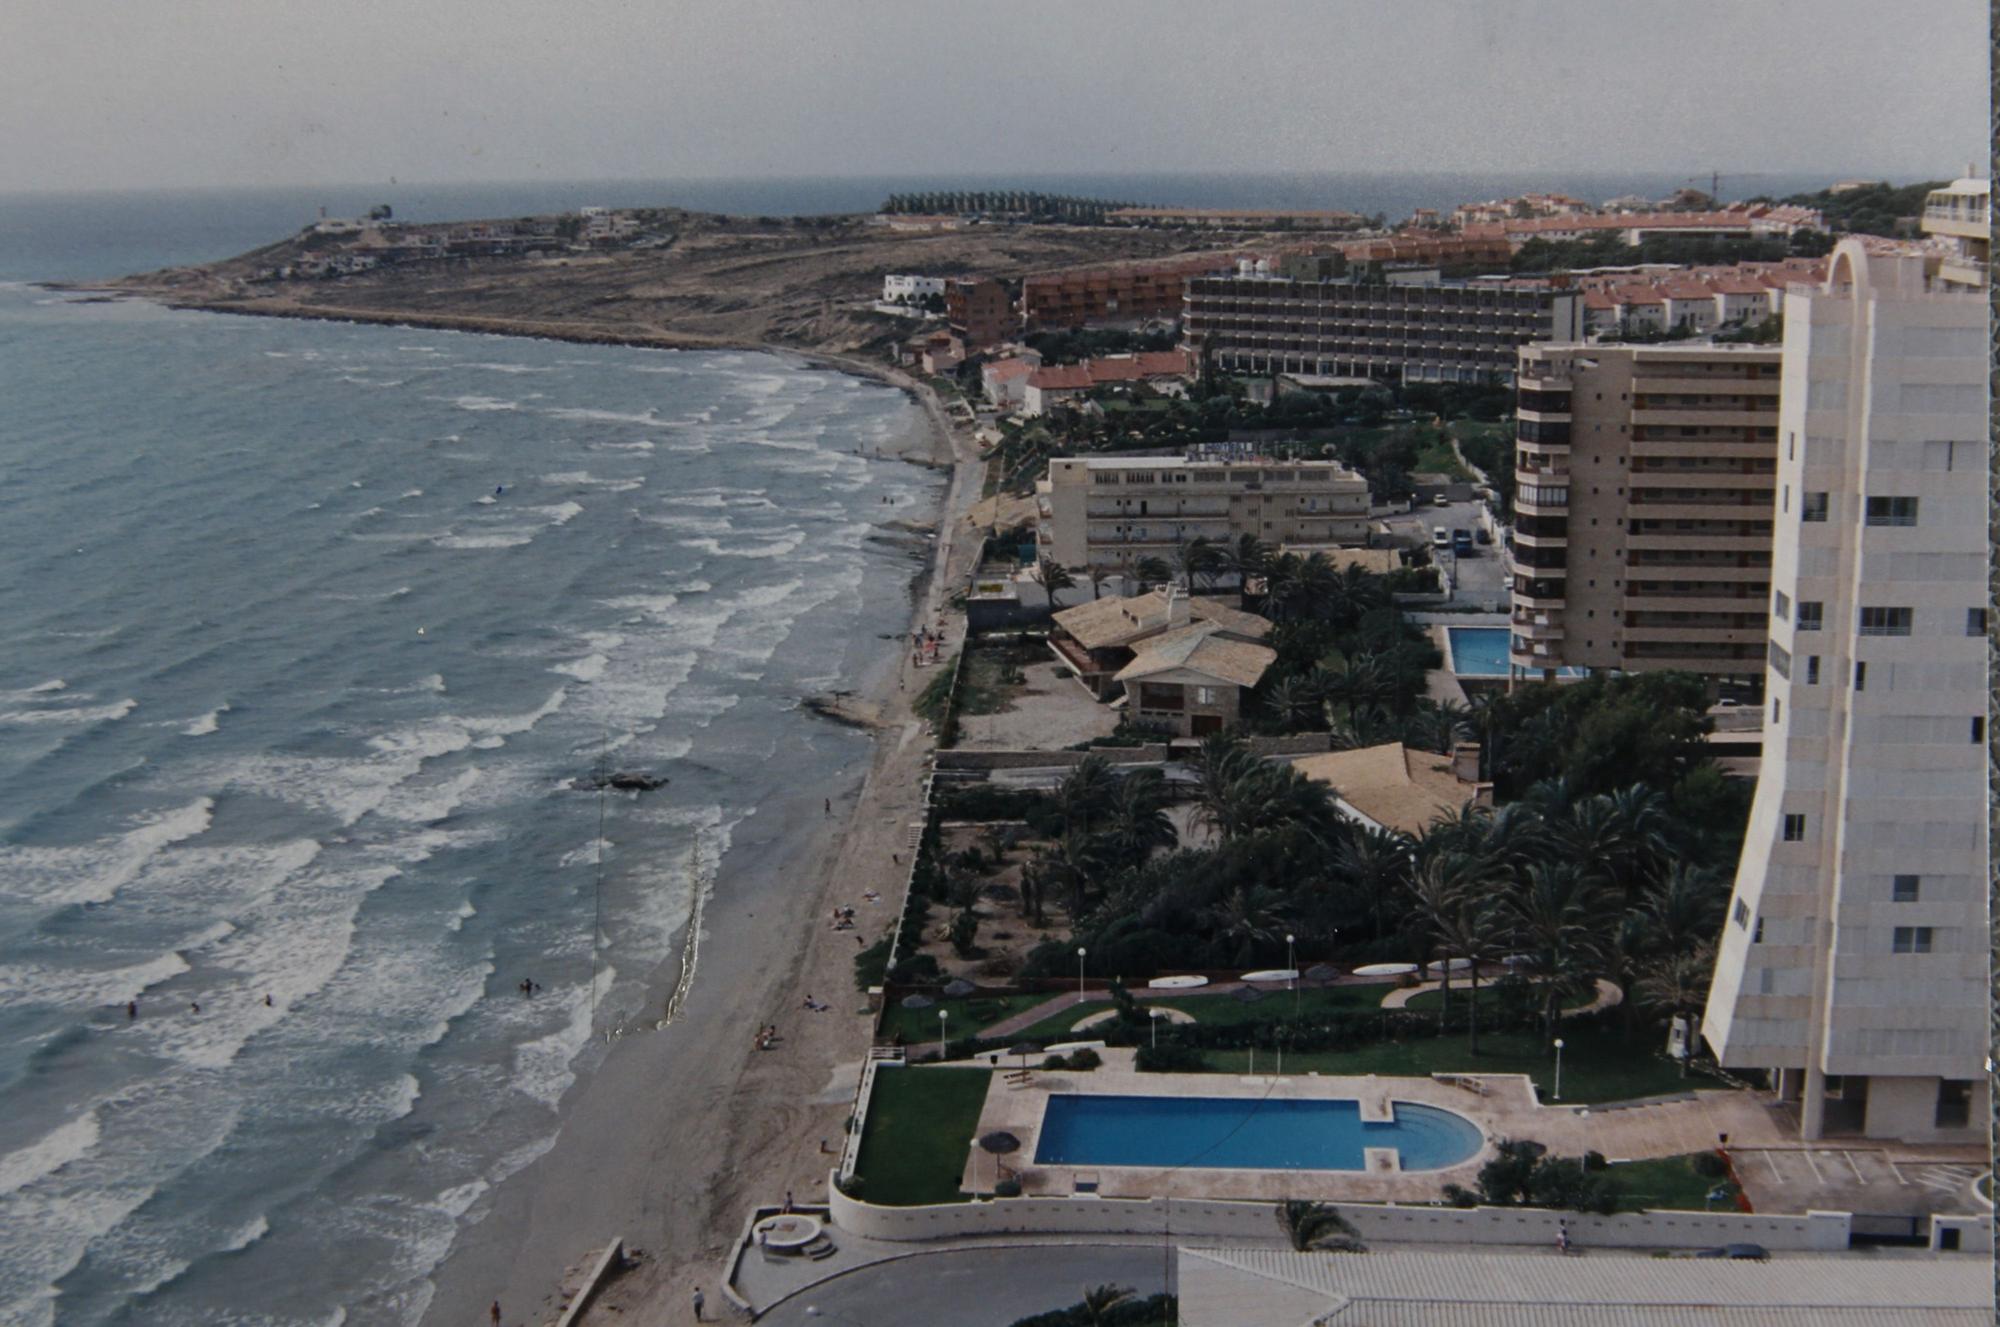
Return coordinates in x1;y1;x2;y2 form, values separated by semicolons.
1;0;1987;192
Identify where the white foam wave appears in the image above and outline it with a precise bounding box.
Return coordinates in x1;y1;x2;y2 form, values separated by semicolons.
597;593;679;619
554;654;608;682
446;900;476;933
540;404;666;426
473;494;498;506
535;501;584;526
0;950;191;1012
0;799;215;907
557;841;602;869
444;394;519;413
676;530;806;560
400;488;424;499
0;679;68;701
512;978;604;1110
467;362;555;375
433;531;534;549
0;697;136;726
539;470;644;492
0;1112;100;1200
383;767;484;824
182;704;228;737
592;440;655;453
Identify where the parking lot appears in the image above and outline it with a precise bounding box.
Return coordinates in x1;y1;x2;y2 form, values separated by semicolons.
1379;497;1509;611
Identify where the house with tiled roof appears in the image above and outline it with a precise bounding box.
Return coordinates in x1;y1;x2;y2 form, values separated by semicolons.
1022;350;1192;416
1050;587;1270;698
1112;622;1277;737
1288;741;1489;835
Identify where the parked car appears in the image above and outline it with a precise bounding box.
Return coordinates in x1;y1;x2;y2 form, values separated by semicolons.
1451;528;1474;555
1696;1243;1769;1260
1432;493;1452;508
1432;525;1450;548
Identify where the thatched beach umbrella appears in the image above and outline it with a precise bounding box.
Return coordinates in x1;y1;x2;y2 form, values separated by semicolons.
942;978;977;999
1304;963;1340;986
900;993;935;1010
1007;1042;1042;1072
978;1129;1023;1193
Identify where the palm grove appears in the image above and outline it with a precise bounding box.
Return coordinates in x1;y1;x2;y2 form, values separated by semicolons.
929;558;1749;1075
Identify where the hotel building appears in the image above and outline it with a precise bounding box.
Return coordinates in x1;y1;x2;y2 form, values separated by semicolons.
1037;450;1370;574
1919;176;1989;291
1510;342;1783;684
1699;241;1988;1142
1183;267;1582;384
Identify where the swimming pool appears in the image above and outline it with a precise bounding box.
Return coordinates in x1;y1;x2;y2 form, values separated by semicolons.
1446;626;1584;678
1033;1095;1484;1172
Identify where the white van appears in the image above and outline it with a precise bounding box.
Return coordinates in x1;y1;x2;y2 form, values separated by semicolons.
1432;525;1450;548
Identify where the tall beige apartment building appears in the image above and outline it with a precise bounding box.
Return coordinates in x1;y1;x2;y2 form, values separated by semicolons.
1510;342;1783;685
1919;175;1988;291
1700;242;1988;1142
1037;451;1370;573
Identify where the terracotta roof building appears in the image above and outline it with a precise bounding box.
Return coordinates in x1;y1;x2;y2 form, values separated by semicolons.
1288;742;1489;835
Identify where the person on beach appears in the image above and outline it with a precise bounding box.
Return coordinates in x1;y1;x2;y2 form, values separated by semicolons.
824;798;831;816
490;1301;501;1325
1556;1220;1570;1254
190;1002;200;1014
126;1001;137;1020
691;1286;706;1320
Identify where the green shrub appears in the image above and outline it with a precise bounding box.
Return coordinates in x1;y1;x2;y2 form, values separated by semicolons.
1693;1151;1730;1178
1066;1047;1102;1071
1135;1043;1208;1072
854;938;892;991
888;953;941;984
993;1178;1022;1198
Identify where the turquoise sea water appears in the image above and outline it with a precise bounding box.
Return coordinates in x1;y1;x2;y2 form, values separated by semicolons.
1033;1094;1484;1172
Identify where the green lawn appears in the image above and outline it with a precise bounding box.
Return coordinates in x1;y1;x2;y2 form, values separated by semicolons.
1412;436;1473;479
1197;1027;1693;1105
1011;983;1398;1043
877;993;1052;1045
850;1067;991;1205
1607;1154;1736;1212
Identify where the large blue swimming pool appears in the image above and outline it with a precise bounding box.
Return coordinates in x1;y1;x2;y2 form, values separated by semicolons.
1446;626;1585;678
1033;1095;1483;1172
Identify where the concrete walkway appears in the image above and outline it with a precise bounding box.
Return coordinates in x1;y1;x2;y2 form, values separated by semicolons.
975;975;1384;1044
1380;976;1623;1016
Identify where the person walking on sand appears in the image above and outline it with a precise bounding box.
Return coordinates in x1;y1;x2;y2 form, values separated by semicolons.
490;1300;502;1326
691;1286;706;1320
825;798;831;816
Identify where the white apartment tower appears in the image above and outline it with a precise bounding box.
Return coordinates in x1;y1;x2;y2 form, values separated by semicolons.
1700;241;1988;1142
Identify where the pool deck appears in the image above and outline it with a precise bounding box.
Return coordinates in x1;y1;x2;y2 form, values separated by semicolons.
957;1049;1799;1204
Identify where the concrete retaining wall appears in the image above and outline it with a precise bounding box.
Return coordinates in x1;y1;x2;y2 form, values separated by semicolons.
935;746;1169;771
826;1180;1852;1252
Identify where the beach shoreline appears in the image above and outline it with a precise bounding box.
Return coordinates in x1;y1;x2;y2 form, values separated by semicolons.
362;315;981;1326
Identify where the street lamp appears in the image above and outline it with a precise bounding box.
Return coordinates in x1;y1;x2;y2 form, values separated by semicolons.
1076;946;1087;1003
1286;933;1297;1016
1150;1007;1166;1049
938;1009;949;1062
1552;1037;1566;1101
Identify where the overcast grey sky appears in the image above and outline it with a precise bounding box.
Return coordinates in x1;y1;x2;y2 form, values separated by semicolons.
1;0;1986;192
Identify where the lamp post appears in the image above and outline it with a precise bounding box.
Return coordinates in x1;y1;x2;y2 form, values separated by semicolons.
1150;1007;1165;1049
1552;1037;1566;1102
1286;932;1298;1016
1076;946;1087;1004
938;1009;949;1063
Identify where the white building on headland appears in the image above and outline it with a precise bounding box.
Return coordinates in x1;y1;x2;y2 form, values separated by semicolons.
1700;240;1989;1143
882;274;947;304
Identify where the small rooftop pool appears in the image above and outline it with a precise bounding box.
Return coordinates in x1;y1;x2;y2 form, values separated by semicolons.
1446;626;1584;679
1033;1095;1483;1172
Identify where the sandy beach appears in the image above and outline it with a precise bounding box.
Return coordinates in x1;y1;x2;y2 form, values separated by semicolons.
422;356;984;1327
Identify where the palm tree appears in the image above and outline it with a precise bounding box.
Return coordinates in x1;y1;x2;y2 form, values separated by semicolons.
1207;884;1293;956
1102;769;1176;869
1505;860;1614;1040
1277;1199;1365;1252
1134;555;1171;588
1226;532;1270;590
1173;536;1220;592
1406;698;1475;755
1035;556;1074;605
1261;674;1326;733
1333;824;1415;944
1051;756;1118;839
1079;1284;1134;1326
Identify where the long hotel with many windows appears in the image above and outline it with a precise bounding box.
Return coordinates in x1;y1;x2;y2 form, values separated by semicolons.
1183;262;1582;384
1700;241;1988;1142
1510;342;1783;685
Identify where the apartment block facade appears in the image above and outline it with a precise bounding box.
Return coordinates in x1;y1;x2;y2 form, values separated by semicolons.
1037;452;1370;573
1183;274;1582;384
1919;176;1989;291
1510;342;1782;683
945;278;1013;348
1700;242;1988;1143
1020;255;1235;330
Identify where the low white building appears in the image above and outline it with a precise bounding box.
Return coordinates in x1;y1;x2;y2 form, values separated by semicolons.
882;274;947;304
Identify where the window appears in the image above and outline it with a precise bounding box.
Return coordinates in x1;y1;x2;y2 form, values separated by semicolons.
1892;874;1920;902
1858;607;1913;636
1194;686;1219;705
1782;813;1806;842
1732;900;1750;928
1805;655;1820;685
1864;495;1919;526
1936;1080;1972;1129
1800;492;1828;522
1891;926;1934;954
1968;608;1987;636
1767;641;1791;679
1772;590;1790;620
1854;660;1867;691
1972;716;1985;744
1771;697;1781;723
1796;601;1823;631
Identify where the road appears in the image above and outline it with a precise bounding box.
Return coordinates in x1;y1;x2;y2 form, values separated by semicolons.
754;1245;1173;1327
1380;498;1508;611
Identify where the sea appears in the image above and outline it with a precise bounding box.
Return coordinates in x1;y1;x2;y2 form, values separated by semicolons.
0;169;1846;1326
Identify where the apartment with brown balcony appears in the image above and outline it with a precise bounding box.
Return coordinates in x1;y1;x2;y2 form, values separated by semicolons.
1509;342;1782;685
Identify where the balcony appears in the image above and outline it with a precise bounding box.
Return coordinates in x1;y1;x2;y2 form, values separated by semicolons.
1516;370;1573;392
1510;609;1564;642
